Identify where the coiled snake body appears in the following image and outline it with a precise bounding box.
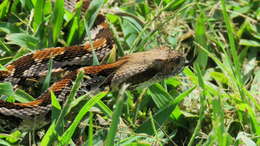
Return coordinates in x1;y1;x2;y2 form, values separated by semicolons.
0;0;185;132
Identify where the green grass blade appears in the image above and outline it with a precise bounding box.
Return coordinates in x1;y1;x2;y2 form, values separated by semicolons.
50;91;62;121
83;0;104;65
40;71;84;145
188;65;207;146
0;39;12;54
59;91;108;145
97;100;113;117
66;16;79;45
149;110;158;136
88;112;93;146
6;33;39;50
0;0;10;19
55;71;84;133
52;0;64;43
0;82;15;97
220;0;240;72
147;83;173;108
84;0;104;31
105;84;129;145
40;91;61;145
33;0;44;32
14;89;35;102
0;82;35;103
40;122;58;146
194;7;208;70
136;86;196;135
220;0;245;100
212;96;227;146
41;58;53;92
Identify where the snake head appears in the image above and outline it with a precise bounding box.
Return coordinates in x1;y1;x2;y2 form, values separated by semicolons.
111;47;185;88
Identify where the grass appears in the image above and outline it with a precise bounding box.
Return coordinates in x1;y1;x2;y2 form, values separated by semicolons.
0;0;259;145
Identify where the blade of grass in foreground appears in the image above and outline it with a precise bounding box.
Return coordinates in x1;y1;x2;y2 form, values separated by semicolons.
188;65;207;146
58;91;108;145
84;0;104;31
33;0;44;32
40;71;84;145
97;100;113;117
50;91;62;122
194;6;208;71
88;112;94;146
55;71;84;133
147;83;173;108
40;122;58;146
52;0;64;44
136;86;196;135
0;0;10;19
212;96;230;145
0;82;15;98
84;0;104;65
220;0;245;101
105;84;129;145
40;91;61;145
41;58;53;92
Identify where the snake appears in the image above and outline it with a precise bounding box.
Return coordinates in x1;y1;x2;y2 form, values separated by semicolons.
0;0;185;133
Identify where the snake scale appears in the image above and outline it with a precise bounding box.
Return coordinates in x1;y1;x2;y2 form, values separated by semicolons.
0;0;185;132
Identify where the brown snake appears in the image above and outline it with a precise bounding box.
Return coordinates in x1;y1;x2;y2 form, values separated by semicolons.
0;0;185;132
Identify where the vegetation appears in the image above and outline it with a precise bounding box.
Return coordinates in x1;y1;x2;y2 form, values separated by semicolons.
0;0;259;145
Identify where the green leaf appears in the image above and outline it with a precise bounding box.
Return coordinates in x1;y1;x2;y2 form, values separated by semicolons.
59;91;108;145
66;15;79;45
51;91;61;122
212;97;226;145
88;112;94;146
97;100;112;117
0;139;11;146
14;89;35;102
125;142;151;146
239;39;260;47
52;0;64;43
118;135;148;145
210;72;229;84
136;86;196;135
105;84;129;145
84;0;104;65
10;48;31;61
0;83;36;102
0;22;21;34
188;65;207;146
84;0;104;30
121;18;141;48
33;0;44;31
163;0;185;11
147;83;173;108
0;82;15;97
0;0;10;19
195;8;208;71
41;58;53;92
6;33;39;50
0;39;13;55
40;122;58;146
55;71;84;134
5;130;21;143
250;68;260;97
